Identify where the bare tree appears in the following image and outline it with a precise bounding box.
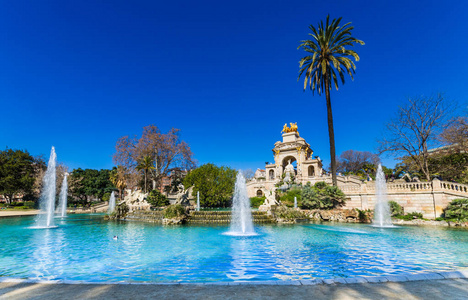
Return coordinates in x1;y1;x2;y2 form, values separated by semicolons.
113;125;196;191
336;150;380;174
378;95;452;181
241;169;255;180
439;116;468;153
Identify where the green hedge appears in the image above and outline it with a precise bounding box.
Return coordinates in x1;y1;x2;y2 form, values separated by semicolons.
164;205;185;218
250;196;265;208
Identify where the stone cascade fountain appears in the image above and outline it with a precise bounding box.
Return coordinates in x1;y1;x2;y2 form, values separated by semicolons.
57;174;68;218
34;147;57;228
225;172;256;236
108;191;116;214
373;164;394;227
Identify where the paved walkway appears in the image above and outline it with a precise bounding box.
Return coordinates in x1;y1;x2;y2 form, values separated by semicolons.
0;210;39;218
0;278;467;300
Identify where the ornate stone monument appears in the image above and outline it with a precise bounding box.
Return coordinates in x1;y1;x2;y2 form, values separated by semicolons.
248;123;324;210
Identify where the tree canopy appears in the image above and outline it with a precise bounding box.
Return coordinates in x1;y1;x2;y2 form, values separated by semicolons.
183;163;237;208
114;125;195;191
0;148;45;203
336;150;380;175
69;168;115;203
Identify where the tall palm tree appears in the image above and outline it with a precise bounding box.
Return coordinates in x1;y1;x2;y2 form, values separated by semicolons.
136;156;154;193
110;166;127;200
298;15;364;186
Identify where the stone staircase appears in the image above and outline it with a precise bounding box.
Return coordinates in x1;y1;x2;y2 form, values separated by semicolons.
125;210;164;223
187;211;275;224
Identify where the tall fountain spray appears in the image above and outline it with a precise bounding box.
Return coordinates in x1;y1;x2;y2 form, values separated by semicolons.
57;174;68;217
197;191;200;212
108;191;116;214
294;196;297;209
373;164;393;227
34;147;57;228
226;172;256;236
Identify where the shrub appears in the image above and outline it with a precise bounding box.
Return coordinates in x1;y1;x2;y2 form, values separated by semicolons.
23;201;35;209
279;188;302;207
389;201;404;216
443;199;468;221
109;203;129;219
356;208;370;222
147;189;169;207
273;206;306;220
396;212;424;221
164;204;185;218
250;196;265;208
300;182;346;209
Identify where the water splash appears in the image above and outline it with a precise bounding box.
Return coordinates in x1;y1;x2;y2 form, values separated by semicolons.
108;191;116;214
34;147;57;228
225;172;256;236
57;174;68;218
372;164;394;227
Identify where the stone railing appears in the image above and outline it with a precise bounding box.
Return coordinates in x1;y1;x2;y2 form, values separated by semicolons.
384;182;433;192
340;185;361;193
340;179;468;197
438;181;468;194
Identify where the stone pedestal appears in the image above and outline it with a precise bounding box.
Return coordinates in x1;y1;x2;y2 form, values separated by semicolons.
282;132;299;143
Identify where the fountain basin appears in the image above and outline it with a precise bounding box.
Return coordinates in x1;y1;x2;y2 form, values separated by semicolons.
2;214;467;283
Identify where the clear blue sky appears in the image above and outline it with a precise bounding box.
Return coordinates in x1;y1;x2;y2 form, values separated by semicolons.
1;0;467;171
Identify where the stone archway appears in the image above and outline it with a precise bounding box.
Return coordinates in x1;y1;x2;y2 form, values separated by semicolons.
269;170;275;180
282;156;297;175
256;189;263;197
308;166;315;177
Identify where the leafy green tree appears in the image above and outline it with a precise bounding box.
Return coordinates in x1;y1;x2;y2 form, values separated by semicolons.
0;149;45;204
443;199;468;221
183;163;237;208
428;153;468;183
147;189;169;207
301;182;346;209
298;15;364;186
69;168;115;205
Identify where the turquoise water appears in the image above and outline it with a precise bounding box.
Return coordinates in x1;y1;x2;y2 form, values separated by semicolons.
0;214;467;283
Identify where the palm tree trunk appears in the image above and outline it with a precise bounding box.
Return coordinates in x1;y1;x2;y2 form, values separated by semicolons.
324;77;338;186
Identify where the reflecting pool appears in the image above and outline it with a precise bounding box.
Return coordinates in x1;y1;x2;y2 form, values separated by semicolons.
0;214;467;283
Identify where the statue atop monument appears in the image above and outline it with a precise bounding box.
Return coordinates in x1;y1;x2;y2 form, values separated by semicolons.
281;122;298;134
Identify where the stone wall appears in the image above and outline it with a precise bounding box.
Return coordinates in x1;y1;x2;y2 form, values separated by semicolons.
341;180;468;219
248;177;468;219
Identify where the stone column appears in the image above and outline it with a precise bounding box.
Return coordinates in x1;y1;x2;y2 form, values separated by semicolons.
431;179;444;218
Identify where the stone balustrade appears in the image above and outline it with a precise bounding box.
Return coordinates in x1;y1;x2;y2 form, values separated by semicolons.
439;181;468;194
340;179;468;219
341;180;468;196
